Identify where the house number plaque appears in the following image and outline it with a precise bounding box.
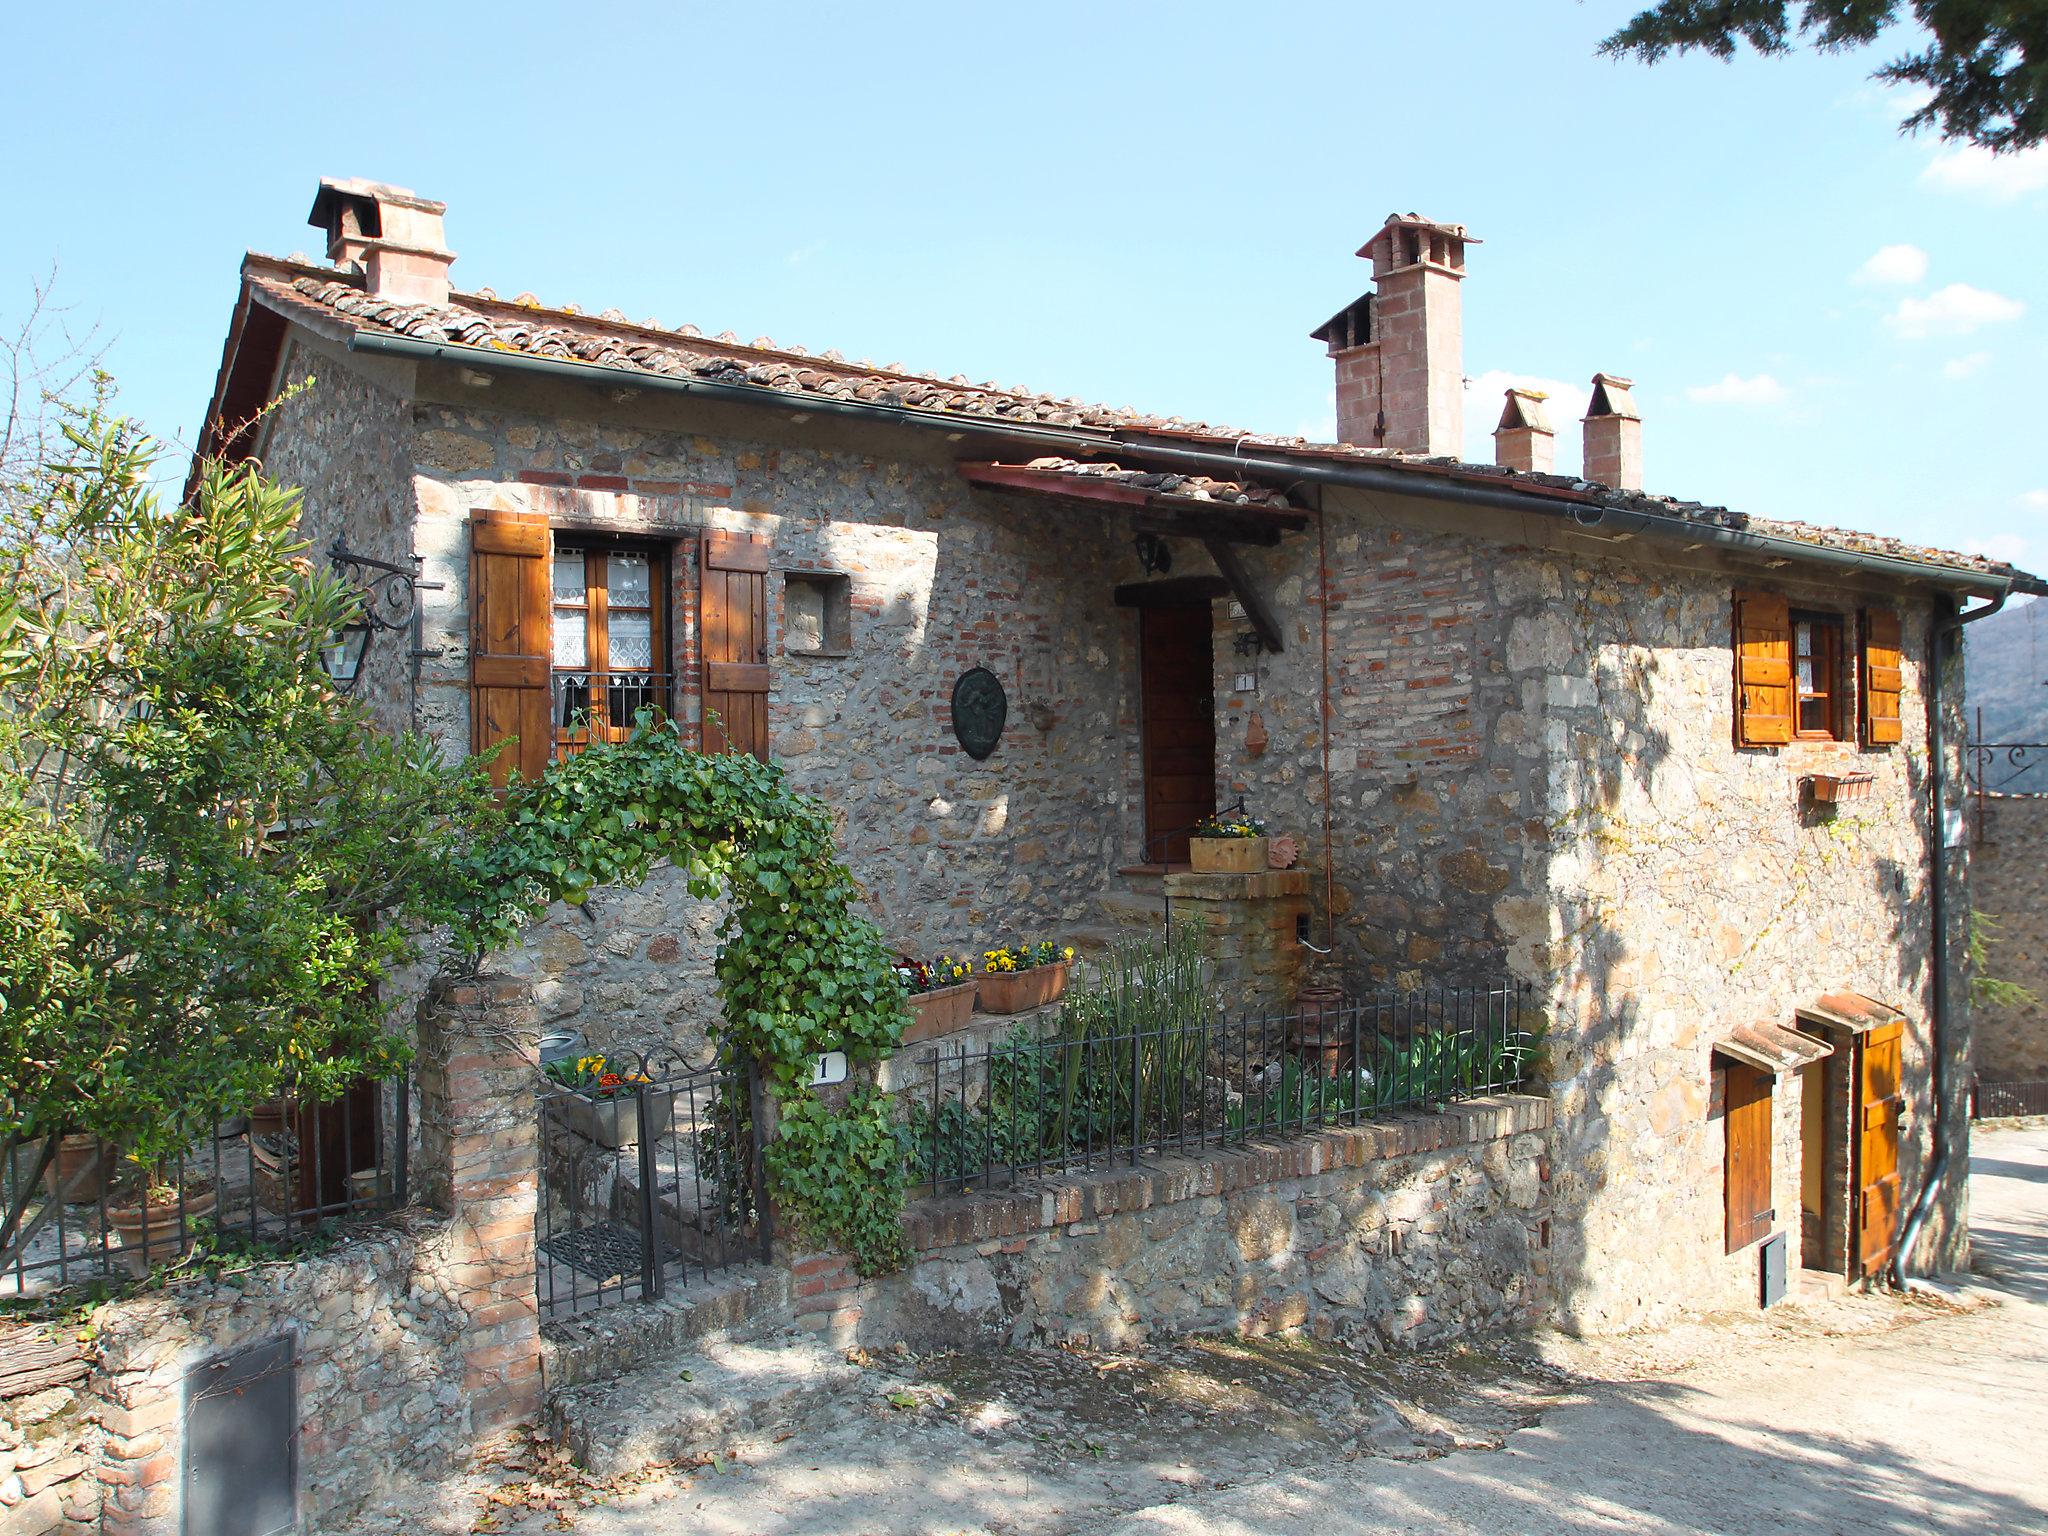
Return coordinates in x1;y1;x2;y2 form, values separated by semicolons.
950;666;1007;760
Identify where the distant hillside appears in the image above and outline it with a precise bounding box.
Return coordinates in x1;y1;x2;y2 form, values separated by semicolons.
1965;600;2048;793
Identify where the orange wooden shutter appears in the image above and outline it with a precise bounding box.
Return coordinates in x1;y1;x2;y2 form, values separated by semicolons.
700;531;770;760
1860;608;1904;746
469;509;553;787
1733;589;1794;747
1723;1061;1775;1253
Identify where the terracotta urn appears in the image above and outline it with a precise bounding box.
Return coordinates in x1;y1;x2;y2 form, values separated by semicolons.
107;1183;218;1264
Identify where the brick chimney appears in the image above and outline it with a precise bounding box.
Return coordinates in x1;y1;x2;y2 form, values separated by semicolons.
1493;387;1555;474
307;178;454;306
1582;373;1642;491
1311;214;1477;457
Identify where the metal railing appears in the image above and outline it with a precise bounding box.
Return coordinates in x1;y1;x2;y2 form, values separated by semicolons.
1973;1079;2048;1119
535;1046;768;1318
905;981;1532;1197
2;1079;408;1299
551;669;673;744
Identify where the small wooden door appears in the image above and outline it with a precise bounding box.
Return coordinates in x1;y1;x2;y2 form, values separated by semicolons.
1723;1061;1775;1253
1856;1020;1905;1275
701;531;770;760
1139;605;1216;864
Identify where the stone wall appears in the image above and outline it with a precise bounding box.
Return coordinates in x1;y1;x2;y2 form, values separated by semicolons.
1969;795;2048;1081
783;1095;1552;1352
0;1335;90;1536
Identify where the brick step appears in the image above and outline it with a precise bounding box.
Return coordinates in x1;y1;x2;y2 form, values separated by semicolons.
541;1264;790;1392
548;1333;864;1478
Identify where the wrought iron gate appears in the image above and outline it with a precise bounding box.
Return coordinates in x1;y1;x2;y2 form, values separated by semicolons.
535;1047;768;1317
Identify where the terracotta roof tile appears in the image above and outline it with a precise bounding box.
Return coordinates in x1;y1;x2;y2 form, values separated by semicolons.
239;257;2043;593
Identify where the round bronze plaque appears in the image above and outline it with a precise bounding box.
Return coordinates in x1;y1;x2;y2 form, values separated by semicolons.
950;667;1007;760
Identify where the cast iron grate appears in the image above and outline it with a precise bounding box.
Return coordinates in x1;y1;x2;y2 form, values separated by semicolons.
541;1220;660;1281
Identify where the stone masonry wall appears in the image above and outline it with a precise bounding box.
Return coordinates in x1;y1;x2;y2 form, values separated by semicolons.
785;1094;1552;1352
388;387;1157;1057
1514;552;1960;1328
1969;795;2048;1081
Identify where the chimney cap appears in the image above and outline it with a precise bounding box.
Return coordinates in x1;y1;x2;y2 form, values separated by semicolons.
1496;388;1555;434
307;177;446;231
1584;372;1641;421
1354;212;1482;260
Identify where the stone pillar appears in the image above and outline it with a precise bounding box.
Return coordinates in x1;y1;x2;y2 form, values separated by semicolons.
414;967;545;1437
1161;870;1310;1011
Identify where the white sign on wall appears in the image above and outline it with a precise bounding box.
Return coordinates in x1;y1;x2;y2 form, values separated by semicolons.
810;1050;849;1088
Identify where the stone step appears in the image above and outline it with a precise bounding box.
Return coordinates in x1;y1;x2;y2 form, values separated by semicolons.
1098;888;1169;929
542;1264;790;1392
549;1333;864;1478
1791;1267;1851;1303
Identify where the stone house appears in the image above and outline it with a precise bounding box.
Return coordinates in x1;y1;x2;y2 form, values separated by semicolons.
199;177;2042;1334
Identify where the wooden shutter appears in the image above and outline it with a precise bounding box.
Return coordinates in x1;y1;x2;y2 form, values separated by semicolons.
1860;608;1904;746
1733;589;1794;747
700;531;770;760
1856;1020;1905;1275
1724;1061;1775;1253
469;509;553;787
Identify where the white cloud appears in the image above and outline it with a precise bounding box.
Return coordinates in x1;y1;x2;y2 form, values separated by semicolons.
1922;144;2048;201
1886;283;2026;339
1854;244;1928;286
1684;373;1788;407
1942;351;1993;380
2021;489;2048;512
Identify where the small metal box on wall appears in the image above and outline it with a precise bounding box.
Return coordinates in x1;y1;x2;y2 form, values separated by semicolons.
182;1334;297;1536
1760;1230;1788;1309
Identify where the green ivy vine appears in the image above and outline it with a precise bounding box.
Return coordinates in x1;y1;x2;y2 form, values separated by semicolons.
457;719;909;1274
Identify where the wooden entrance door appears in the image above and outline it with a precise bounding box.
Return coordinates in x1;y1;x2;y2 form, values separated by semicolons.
1139;605;1216;865
701;531;770;760
1856;1019;1905;1276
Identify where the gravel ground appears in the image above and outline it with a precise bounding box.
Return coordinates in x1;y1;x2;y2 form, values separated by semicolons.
392;1125;2048;1536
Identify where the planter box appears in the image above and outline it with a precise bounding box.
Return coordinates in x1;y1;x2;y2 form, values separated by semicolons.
1809;773;1876;805
554;1086;676;1149
903;980;978;1044
1190;836;1268;874
977;961;1069;1016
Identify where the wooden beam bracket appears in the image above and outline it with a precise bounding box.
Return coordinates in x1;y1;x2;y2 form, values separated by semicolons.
1204;539;1283;654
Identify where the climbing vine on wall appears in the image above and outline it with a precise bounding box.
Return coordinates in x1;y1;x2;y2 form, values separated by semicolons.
457;720;909;1273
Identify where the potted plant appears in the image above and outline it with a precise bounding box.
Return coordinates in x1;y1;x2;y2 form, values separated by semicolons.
106;1167;216;1268
976;941;1074;1015
1189;812;1269;874
897;954;977;1044
543;1054;673;1149
41;1133;108;1201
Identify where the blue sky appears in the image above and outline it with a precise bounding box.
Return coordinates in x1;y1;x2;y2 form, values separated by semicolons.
3;2;2044;575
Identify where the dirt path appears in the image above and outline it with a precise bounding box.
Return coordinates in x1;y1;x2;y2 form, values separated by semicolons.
406;1126;2048;1536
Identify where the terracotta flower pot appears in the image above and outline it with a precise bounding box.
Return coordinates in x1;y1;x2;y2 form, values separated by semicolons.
903;979;978;1044
107;1185;217;1263
248;1098;294;1139
43;1134;108;1201
1288;985;1352;1073
976;961;1069;1016
1190;836;1268;875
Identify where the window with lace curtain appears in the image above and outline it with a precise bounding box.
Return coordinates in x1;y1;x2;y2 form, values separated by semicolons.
550;541;669;754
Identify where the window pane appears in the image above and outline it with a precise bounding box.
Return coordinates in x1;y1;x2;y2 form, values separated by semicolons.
553;611;588;667
1799;696;1827;734
1794;622;1813;658
609;609;653;669
553;553;587;604
607;553;651;606
1796;658;1814;693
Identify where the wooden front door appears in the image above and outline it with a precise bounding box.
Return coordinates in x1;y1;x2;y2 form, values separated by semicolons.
1139;605;1216;865
701;531;770;760
1856;1019;1905;1276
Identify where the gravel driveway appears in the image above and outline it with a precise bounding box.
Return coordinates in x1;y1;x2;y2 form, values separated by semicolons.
400;1124;2048;1536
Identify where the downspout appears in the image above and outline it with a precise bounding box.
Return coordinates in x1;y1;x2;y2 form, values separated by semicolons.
1894;588;2006;1286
